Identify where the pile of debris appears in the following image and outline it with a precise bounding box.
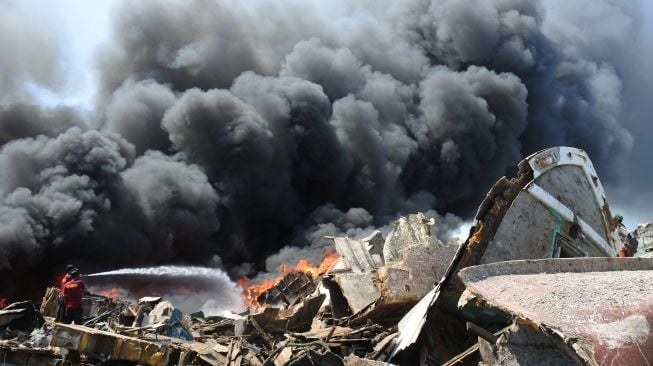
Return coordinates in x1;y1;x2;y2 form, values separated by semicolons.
1;212;452;365
1;147;652;365
634;222;653;257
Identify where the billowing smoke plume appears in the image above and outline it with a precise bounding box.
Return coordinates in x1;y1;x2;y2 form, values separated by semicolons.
1;0;651;302
105;80;176;155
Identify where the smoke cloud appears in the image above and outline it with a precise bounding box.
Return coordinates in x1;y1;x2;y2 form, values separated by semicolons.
1;0;651;303
105;80;175;155
0;2;89;145
0;1;64;100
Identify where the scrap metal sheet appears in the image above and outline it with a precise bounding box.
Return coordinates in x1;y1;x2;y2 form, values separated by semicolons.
458;258;653;365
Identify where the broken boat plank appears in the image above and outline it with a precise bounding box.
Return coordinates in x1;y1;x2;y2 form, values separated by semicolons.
50;322;174;365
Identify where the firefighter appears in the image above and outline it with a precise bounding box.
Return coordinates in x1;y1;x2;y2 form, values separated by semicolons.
615;214;638;257
61;264;77;290
62;270;85;324
56;264;77;322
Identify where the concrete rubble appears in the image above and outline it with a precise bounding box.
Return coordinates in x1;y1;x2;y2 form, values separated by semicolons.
1;147;651;365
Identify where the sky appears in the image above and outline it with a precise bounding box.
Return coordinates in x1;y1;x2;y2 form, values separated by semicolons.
608;0;653;229
25;0;117;110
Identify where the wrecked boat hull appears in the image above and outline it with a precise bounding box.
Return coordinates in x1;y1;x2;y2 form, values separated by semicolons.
459;257;653;365
388;147;629;362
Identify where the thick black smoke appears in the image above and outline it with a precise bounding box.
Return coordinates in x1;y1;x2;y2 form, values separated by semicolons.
105;80;176;155
1;0;651;300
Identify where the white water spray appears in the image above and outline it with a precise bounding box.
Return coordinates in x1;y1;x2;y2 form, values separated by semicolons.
86;265;247;315
87;265;233;280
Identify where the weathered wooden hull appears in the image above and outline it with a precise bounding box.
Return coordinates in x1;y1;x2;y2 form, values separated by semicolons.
459;257;653;365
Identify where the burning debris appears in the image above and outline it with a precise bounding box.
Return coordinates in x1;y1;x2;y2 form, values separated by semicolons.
254;271;316;308
239;251;339;308
1;147;651;365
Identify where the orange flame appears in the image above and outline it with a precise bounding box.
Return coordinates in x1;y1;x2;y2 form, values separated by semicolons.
56;272;67;289
238;250;339;308
0;298;7;309
318;250;340;274
98;288;122;301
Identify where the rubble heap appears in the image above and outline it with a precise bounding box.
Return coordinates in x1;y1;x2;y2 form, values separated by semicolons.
0;212;454;366
1;147;652;366
324;213;459;324
633;222;653;257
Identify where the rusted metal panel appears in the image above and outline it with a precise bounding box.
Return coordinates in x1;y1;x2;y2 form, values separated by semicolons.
387;147;629;361
445;147;621;294
482;147;619;264
256;271;316;306
50;323;174;365
526;147;618;250
458;257;653;365
249;293;326;332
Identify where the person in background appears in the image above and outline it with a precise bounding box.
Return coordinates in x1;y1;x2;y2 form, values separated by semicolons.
615;214;638;257
62;270;85;324
56;264;77;322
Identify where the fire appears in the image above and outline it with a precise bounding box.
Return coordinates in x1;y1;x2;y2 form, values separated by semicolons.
239;250;339;308
318;250;339;274
98;288;122;301
0;298;7;309
56;272;67;288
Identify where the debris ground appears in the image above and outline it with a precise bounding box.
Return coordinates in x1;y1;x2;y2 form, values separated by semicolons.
1;147;651;365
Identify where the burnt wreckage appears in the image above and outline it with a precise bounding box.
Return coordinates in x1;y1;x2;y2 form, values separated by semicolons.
1;146;651;366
